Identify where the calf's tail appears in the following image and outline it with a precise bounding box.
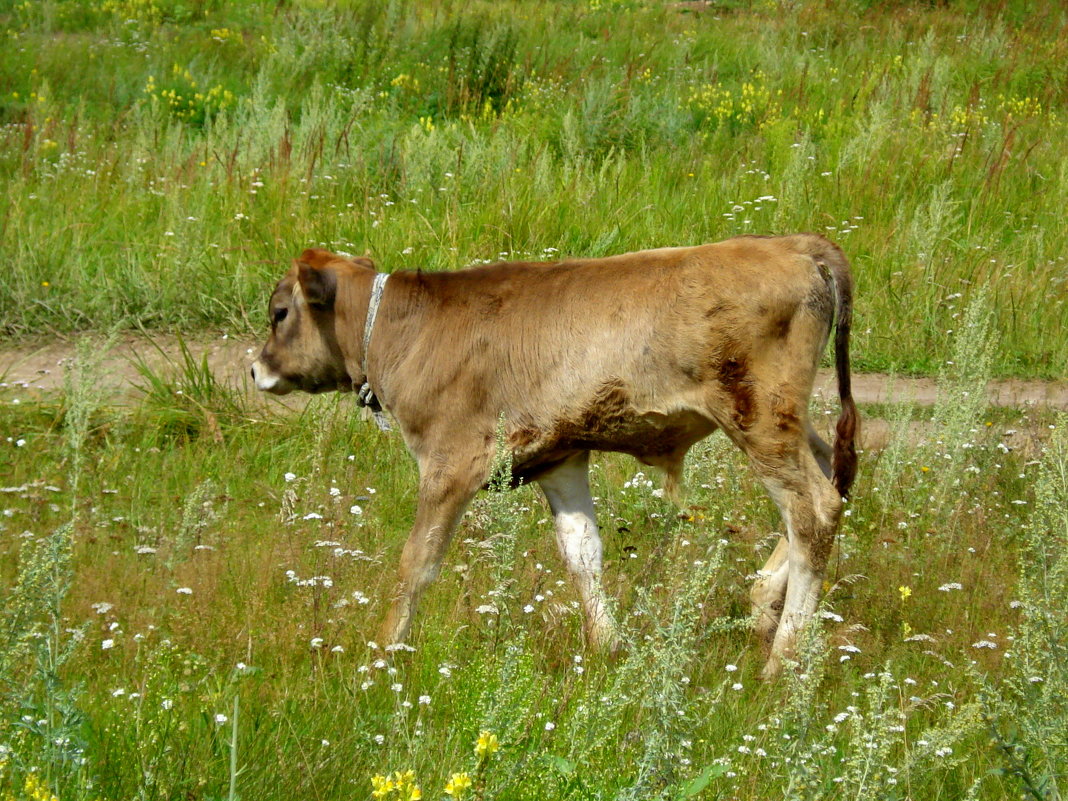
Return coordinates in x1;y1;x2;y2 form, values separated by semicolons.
826;246;858;498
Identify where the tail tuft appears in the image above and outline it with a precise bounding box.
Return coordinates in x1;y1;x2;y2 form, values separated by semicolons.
833;396;858;497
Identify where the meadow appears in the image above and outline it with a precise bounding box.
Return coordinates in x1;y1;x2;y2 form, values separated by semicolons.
1;0;1067;799
0;0;1066;374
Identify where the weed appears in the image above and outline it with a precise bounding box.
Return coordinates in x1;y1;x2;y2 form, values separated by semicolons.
1;338;111;800
132;333;251;445
981;415;1068;800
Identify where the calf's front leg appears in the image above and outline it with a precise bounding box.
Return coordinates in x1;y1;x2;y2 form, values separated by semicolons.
379;454;486;647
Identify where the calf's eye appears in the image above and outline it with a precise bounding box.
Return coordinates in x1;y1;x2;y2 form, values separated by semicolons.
273;308;288;325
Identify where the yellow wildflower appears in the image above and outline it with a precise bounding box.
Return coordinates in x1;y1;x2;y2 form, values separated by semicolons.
371;774;394;798
372;770;420;799
475;730;499;758
23;773;58;801
445;772;472;797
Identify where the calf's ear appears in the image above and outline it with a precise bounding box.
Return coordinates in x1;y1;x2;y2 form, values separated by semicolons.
297;261;337;309
299;248;337;269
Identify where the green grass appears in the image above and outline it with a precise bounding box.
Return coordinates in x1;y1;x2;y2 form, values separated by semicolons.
1;318;1067;800
0;0;1066;376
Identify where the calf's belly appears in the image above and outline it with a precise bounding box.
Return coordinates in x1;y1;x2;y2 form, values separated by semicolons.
508;408;714;483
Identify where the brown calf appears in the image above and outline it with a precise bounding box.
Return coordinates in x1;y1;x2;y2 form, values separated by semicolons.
251;234;858;677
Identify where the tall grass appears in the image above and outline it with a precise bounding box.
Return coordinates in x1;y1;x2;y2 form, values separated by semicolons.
1;0;1066;376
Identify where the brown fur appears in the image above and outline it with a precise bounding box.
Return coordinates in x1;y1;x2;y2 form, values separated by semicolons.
251;234;859;676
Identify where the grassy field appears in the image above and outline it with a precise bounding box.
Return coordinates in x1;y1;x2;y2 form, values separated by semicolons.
2;1;1068;800
1;298;1066;800
0;0;1066;376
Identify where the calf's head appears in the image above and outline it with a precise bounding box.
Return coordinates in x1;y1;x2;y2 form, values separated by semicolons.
251;249;375;395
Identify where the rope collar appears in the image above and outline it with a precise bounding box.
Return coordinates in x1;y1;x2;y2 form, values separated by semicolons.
357;272;391;431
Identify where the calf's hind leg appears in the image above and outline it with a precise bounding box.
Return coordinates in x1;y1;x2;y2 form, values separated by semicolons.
751;447;842;679
751;535;790;652
726;393;842;677
806;420;833;480
751;420;835;649
537;452;618;650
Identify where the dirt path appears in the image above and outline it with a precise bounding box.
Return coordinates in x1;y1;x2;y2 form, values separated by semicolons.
0;334;260;399
1;333;1065;455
